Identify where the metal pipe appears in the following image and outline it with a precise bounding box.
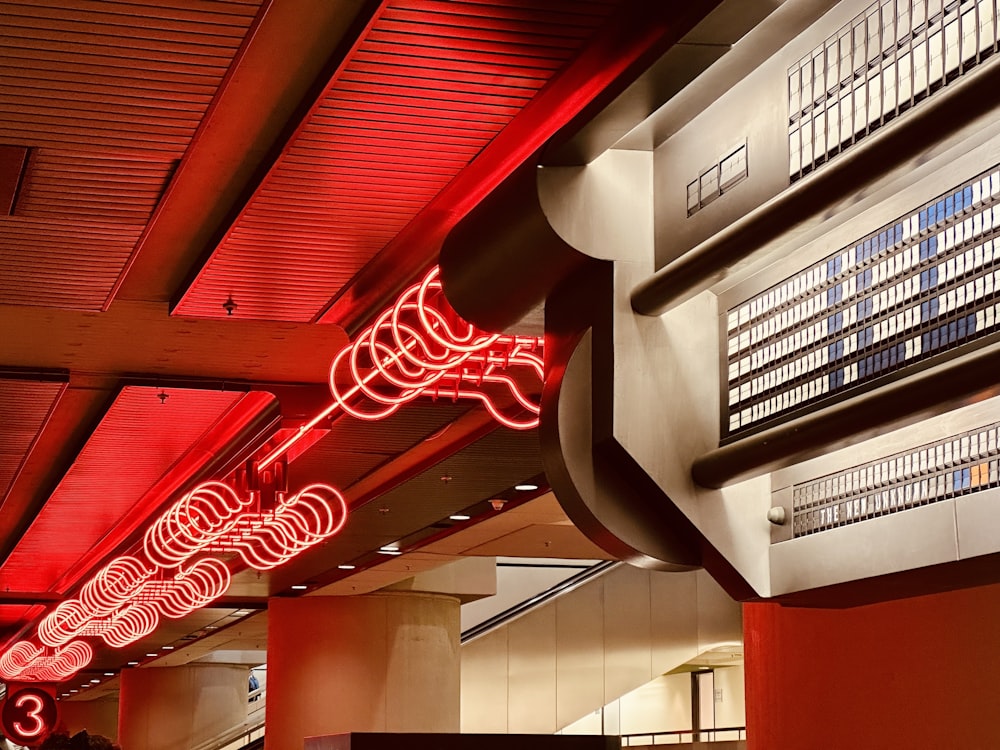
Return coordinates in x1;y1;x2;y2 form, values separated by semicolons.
692;341;1000;488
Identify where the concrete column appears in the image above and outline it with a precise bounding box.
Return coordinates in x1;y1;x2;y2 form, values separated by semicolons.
265;592;460;750
118;664;249;750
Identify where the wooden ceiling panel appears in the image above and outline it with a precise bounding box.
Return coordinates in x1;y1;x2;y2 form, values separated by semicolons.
173;0;619;321
0;0;264;309
0;377;66;503
0;386;246;596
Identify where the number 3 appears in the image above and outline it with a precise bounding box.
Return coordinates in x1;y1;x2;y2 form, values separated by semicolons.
13;693;46;738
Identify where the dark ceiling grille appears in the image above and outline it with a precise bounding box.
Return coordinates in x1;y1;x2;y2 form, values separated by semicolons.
173;0;618;321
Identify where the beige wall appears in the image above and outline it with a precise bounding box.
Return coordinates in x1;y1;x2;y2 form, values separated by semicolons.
461;565;741;733
560;666;745;739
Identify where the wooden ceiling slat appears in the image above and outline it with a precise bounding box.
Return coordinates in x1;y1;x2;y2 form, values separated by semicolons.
0;64;215;96
386;0;611;26
349;52;554;82
0;38;236;69
1;3;254;36
3;77;213;104
177;0;619;321
323;94;515;124
2;91;209;116
377;16;594;46
332;81;530;113
1;0;258;26
294;132;482;158
360;40;565;71
366;29;576;61
0;51;232;82
303;109;496;143
339;70;541;99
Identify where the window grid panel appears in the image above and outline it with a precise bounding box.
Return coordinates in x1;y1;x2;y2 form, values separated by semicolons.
687;143;749;217
790;420;1000;537
724;165;1000;436
789;0;999;182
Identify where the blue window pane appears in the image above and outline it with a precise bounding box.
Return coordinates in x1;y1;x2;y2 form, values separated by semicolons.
945;195;954;218
919;209;928;232
928;234;938;256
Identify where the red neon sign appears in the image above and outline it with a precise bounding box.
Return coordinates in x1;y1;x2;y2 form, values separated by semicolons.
1;266;544;682
1;686;59;746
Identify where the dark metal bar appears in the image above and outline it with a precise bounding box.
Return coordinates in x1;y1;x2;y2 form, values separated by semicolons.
693;340;1000;488
460;561;619;643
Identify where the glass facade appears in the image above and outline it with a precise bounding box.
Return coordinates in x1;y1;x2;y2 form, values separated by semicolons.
792;420;1000;536
725;165;1000;436
789;0;999;181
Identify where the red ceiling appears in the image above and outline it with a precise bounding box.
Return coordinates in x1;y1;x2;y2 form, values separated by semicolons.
0;386;247;596
0;0;263;309
0;377;66;501
173;0;619;322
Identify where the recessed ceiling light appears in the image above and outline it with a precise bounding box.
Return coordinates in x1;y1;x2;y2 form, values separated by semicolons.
104;672;114;676
90;679;100;683
292;584;309;589
161;646;174;650
146;653;158;657
127;661;139;666
514;483;538;491
449;514;471;521
205;625;218;630
69;690;78;693
378;544;401;555
235;610;250;616
337;564;355;570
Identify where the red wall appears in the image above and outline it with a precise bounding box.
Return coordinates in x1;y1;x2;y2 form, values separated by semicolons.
745;583;1000;749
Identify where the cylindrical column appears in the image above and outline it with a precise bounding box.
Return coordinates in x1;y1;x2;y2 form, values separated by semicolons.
265;592;460;750
118;664;249;750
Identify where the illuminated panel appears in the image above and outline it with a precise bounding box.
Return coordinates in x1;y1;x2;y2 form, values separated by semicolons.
789;0;999;181
726;164;1000;436
791;419;1000;537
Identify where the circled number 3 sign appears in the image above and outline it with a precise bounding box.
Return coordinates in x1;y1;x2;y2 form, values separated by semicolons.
1;687;58;746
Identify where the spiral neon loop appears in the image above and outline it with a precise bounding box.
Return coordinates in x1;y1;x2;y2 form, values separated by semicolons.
328;267;542;428
1;265;545;682
208;484;348;570
0;640;93;682
144;481;252;568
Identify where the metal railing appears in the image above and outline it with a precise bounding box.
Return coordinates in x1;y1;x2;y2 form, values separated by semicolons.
621;727;747;746
789;0;1000;181
460;561;620;644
